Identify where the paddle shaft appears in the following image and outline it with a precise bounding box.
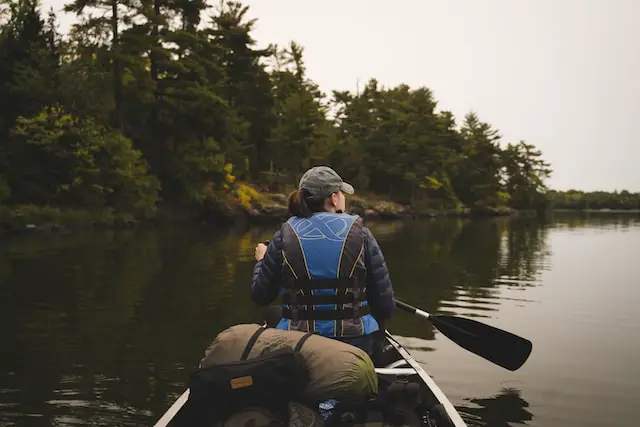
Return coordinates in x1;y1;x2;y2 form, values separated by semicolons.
395;299;430;319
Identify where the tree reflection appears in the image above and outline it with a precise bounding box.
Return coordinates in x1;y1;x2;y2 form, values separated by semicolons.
0;214;603;426
458;387;533;427
382;217;549;337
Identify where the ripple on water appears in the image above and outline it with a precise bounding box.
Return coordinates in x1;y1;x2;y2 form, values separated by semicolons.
44;375;155;426
2;218;640;427
436;278;541;320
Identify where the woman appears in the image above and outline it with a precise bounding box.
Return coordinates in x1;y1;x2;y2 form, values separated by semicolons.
250;166;395;355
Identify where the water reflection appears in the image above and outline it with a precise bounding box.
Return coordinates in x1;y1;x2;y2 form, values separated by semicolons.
1;214;638;426
0;227;268;426
550;210;639;231
381;217;550;336
459;388;533;427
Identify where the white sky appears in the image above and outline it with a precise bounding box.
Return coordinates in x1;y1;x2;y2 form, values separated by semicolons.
41;0;640;192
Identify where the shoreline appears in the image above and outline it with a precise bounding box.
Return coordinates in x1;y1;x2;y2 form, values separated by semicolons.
237;192;521;225
2;194;637;236
0;195;513;235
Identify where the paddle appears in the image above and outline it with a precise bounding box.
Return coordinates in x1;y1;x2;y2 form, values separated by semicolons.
394;299;532;371
257;240;532;371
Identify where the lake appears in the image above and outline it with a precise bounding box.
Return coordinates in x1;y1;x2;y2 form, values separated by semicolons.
1;212;639;427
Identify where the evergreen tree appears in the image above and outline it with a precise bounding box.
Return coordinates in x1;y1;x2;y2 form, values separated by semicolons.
0;0;563;219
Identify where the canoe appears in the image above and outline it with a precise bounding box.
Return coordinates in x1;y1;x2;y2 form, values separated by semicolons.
153;329;467;427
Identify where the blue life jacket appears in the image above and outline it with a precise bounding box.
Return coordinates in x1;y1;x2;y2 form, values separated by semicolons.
276;212;379;337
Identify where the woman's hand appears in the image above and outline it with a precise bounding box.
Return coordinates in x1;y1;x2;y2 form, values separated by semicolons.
254;243;268;261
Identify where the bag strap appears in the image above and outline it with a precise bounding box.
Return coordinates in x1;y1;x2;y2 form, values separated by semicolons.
241;326;268;360
294;332;314;352
242;328;313;361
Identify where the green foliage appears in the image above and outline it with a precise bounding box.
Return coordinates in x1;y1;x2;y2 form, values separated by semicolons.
0;0;585;223
265;42;336;181
548;190;640;210
502;141;552;211
0;204;136;229
11;105;160;215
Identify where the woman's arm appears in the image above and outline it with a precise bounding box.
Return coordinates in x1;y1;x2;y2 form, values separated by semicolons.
250;229;284;306
362;226;396;322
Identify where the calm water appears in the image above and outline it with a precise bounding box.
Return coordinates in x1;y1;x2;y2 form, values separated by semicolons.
1;213;639;427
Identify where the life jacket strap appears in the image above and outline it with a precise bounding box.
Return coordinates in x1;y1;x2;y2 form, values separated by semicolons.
291;277;357;290
282;289;367;306
282;305;371;321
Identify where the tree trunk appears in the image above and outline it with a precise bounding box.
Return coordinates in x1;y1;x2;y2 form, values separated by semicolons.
151;0;159;85
111;0;122;129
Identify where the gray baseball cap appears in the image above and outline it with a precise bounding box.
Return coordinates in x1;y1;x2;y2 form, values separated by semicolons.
298;166;355;199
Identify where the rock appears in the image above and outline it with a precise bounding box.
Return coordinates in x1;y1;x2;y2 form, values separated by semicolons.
270;194;288;204
470;205;514;217
371;201;407;217
348;197;368;210
259;203;288;218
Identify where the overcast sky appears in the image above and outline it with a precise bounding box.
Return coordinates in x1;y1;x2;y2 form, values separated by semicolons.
42;0;640;192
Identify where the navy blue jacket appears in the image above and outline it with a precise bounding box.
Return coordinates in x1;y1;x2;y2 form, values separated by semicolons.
250;223;396;323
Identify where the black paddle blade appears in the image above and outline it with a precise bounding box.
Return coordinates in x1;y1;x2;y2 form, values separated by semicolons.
430;314;532;371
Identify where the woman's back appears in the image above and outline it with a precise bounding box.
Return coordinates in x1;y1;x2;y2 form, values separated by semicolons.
250;166;396;354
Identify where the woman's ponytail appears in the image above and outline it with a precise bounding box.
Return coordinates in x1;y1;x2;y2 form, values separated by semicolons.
288;188;324;218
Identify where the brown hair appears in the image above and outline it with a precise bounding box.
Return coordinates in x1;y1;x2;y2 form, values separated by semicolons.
288;189;327;218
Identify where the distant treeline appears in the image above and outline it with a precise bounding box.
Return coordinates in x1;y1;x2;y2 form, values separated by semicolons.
0;0;611;221
548;190;640;211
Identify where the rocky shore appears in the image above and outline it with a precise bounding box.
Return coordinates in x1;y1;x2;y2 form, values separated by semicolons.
238;192;516;226
0;189;519;235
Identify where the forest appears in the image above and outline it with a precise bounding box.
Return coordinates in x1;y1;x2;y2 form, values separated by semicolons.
0;0;637;227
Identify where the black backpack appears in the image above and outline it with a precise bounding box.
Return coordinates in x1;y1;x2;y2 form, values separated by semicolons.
173;327;314;426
